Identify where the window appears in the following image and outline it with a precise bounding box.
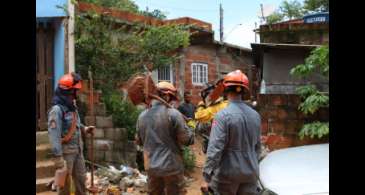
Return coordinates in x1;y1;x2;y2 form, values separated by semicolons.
157;65;173;83
191;63;208;85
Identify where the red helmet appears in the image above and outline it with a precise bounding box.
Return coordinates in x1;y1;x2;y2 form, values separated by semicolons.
58;72;82;90
156;81;178;99
223;70;249;91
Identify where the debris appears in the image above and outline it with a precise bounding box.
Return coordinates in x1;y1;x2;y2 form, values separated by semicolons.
127;187;134;193
120;165;134;176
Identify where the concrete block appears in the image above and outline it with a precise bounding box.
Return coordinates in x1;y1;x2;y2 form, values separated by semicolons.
104;128;116;140
90;139;113;151
96;116;114;128
113;141;124;151
88;128;104;139
124;141;137;153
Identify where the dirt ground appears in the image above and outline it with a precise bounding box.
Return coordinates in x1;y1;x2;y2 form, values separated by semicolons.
184;135;206;195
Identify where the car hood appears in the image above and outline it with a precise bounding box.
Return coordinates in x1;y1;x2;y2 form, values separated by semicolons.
259;144;329;195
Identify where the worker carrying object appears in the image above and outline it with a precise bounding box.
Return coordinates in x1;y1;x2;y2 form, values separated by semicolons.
135;81;194;195
201;70;262;195
47;72;95;195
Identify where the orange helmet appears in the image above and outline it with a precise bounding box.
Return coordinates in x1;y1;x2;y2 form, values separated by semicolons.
223;70;249;91
58;72;82;90
156;81;178;99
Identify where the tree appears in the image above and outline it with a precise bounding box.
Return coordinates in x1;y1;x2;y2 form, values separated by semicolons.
74;0;190;139
279;0;304;20
141;9;167;20
265;0;304;24
303;0;329;13
266;12;284;24
290;45;329;139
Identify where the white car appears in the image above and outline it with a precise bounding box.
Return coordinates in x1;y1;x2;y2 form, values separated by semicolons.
258;144;329;195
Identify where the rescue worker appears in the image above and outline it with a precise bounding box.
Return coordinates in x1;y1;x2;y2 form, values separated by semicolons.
178;91;196;120
48;72;95;195
195;83;228;153
201;70;261;195
135;81;194;195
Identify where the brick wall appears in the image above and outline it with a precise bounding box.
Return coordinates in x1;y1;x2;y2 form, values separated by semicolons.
176;44;253;105
257;94;328;151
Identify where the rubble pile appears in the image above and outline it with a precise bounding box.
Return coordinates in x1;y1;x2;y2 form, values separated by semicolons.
86;164;147;194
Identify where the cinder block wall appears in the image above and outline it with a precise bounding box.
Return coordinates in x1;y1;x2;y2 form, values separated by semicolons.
257;94;328;150
79;80;137;168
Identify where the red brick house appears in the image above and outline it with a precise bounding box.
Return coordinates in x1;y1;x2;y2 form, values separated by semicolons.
78;2;255;105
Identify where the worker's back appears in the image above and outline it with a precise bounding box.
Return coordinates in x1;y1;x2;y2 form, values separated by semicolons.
136;100;192;177
206;99;261;183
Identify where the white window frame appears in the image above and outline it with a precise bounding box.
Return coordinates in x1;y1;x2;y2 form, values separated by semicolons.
157;64;173;83
191;62;208;86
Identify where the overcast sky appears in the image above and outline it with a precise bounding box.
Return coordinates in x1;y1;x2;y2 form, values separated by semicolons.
132;0;305;49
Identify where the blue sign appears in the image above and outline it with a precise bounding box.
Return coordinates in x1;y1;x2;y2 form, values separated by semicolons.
303;12;329;24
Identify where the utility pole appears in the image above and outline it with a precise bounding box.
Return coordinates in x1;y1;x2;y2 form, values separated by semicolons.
260;3;265;24
254;22;257;43
220;3;223;43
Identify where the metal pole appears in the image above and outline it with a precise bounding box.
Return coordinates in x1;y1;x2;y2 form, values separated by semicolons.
88;67;98;194
220;4;223;43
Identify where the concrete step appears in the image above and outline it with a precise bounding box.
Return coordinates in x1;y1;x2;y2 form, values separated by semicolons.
36;160;56;179
36;144;53;161
36;131;49;146
36;177;54;193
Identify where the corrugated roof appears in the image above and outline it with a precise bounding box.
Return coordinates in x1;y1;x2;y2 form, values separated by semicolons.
251;43;320;49
214;41;252;52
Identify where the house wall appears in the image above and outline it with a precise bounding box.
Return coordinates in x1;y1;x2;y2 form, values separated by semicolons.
259;23;329;45
174;44;254;105
257;94;328;150
262;48;328;94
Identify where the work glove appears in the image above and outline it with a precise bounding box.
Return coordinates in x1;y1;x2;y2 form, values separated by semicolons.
54;156;65;169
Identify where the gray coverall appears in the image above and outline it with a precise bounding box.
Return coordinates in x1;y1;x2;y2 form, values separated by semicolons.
48;104;87;195
203;99;261;195
136;100;193;195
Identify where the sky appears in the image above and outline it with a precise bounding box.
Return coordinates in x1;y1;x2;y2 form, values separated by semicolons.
132;0;305;49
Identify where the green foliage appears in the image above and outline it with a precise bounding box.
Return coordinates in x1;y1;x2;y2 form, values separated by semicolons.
75;0;190;139
298;93;328;115
266;12;284;24
296;85;317;98
279;0;304;20
182;146;196;171
299;122;329;140
291;45;329;139
303;0;329;13
141;9;167;19
266;0;328;24
291;45;329;78
102;91;142;140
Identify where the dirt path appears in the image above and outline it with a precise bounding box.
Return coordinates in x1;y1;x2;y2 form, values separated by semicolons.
184;135;206;195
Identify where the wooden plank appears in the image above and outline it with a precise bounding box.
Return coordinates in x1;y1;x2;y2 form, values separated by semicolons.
45;27;54;115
